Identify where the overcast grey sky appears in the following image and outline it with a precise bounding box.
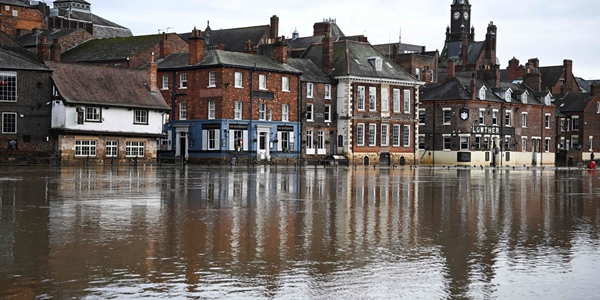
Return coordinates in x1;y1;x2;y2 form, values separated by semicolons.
90;0;600;80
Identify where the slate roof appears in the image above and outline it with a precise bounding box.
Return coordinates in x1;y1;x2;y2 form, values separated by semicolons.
286;58;331;83
301;40;417;81
576;78;600;93
157;50;302;75
46;61;170;110
0;48;49;71
61;33;170;62
179;25;270;53
14;29;88;48
440;41;486;67
539;66;564;89
554;93;593;112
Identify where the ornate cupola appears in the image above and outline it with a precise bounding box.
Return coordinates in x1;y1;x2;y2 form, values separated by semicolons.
448;0;472;42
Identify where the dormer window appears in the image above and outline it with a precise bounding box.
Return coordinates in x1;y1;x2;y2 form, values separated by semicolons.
521;92;528;104
478;86;487;100
368;57;383;71
504;88;513;102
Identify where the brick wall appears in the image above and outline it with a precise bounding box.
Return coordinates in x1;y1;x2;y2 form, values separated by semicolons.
58;135;159;165
0;5;45;37
0;69;54;157
57;29;95;53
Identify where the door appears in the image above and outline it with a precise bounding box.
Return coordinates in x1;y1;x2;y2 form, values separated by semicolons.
380;153;390;166
257;132;269;161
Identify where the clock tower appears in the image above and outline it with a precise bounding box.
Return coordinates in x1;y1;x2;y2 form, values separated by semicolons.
447;0;473;42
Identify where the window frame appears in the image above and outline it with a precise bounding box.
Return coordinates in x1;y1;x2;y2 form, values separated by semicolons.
325;84;332;99
282;104;289;122
234;101;243;120
2;112;17;134
126;141;146;157
505;111;512;127
521;112;527;128
85;107;101;122
179;73;188;89
208;71;216;87
393;89;401;113
234;72;243;88
282;77;290;92
403;90;411;114
381;124;389;147
259;103;267;121
403;125;411;147
161;74;169;90
443;108;451;125
75;140;97;157
324;105;331;123
418;109;426;125
357;123;365;146
106;140;118;157
259;74;267;90
179;102;187;120
357;86;365;111
134;109;148;125
0;71;17;102
369;87;377;111
368;123;377;146
306;103;314;122
307;82;314;98
479;109;485;125
208;101;216;119
392;125;401;147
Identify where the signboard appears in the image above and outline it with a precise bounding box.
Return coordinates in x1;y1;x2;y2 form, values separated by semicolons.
457;152;471;162
229;124;248;130
277;125;294;132
471;126;515;136
460;108;469;121
203;123;221;130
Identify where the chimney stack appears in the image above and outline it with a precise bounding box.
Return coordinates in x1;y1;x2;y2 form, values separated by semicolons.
160;32;171;58
446;58;456;82
470;73;477;100
270;15;279;42
273;36;287;64
50;39;61;61
563;59;574;93
322;32;333;74
37;36;50;63
523;69;542;92
313;22;331;36
528;58;539;69
591;83;600;97
188;27;205;66
148;52;158;92
507;57;523;80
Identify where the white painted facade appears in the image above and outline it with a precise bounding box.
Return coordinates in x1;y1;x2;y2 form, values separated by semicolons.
51;101;165;135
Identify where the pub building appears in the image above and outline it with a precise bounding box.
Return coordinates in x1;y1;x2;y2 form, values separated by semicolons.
418;70;556;167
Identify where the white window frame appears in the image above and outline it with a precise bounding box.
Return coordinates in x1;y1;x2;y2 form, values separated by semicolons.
403;90;411;114
106;140;118;157
134;109;148;124
268;108;272;121
381;124;389;147
479;86;487;100
522;112;527;128
2;112;17;134
324;105;331;123
234;101;242;120
443;135;451;151
259;74;267;90
325;84;332;99
492;110;498;126
368;124;377;146
235;72;243;88
369;87;377;111
479;109;485;125
206;130;218;150
282;104;289;122
306;130;314;150
317;130;326;152
393;89;401;113
357;123;365;146
572;116;579;131
545;114;551;129
545;138;551;153
403;125;411;147
75;140;97;157
505;111;512;127
306;82;314;98
418;109;426;125
306;104;314;122
443;108;451;125
589;136;593;151
392;125;401;147
381;88;389;112
459;136;470;150
179;73;188;89
85;107;101;122
161;75;169;90
259;103;267;120
357;86;365;111
126;141;145;157
179;102;187;120
208;71;216;87
522;137;527;152
208;101;216;119
282;77;290;92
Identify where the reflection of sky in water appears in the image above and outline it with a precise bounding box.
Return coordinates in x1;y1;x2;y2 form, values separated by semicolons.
0;166;599;299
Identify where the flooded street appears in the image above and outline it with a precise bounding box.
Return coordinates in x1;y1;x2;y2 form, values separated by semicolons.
1;166;599;299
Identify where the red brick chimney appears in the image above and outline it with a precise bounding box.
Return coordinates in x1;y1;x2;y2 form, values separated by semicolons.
313;22;331;36
461;36;468;71
160;32;170;58
563;59;574;93
270;15;279;42
188;27;204;66
528;58;539;69
273;36;287;63
148;52;158;92
245;40;256;54
470;73;477;100
322;33;333;74
523;68;542;92
507;57;523;80
50;39;61;61
591;83;600;97
37;36;50;63
446;58;456;82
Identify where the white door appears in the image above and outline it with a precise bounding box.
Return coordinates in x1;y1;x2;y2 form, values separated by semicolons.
257;132;269;161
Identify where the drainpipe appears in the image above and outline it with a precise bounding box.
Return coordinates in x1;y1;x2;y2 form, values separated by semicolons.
298;73;302;164
250;63;256;159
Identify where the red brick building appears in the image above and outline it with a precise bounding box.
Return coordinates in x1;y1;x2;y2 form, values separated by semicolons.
506;58;581;96
0;0;45;37
157;29;302;164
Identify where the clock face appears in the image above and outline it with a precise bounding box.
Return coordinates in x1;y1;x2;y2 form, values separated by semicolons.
464;11;469;20
453;11;460;20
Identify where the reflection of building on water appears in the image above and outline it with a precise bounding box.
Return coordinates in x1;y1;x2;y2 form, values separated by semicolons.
1;168;599;298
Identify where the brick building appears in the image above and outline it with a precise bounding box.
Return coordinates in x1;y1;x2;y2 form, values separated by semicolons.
157;28;302;164
61;32;188;68
373;35;439;85
301;35;424;166
506;57;581;96
47;58;170;165
0;0;45;37
0;45;54;159
553;84;600;165
15;28;94;54
420;63;556;166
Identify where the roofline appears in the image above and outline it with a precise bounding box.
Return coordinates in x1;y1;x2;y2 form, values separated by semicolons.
334;75;425;86
49;129;166;139
158;63;302;75
58;98;171;111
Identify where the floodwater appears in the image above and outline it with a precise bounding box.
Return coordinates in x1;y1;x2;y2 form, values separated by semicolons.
0;166;599;300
